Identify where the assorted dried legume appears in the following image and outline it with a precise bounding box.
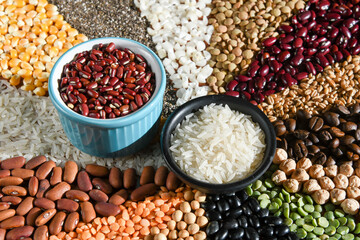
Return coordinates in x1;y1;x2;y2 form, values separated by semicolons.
0;0;88;96
58;42;155;118
207;0;305;94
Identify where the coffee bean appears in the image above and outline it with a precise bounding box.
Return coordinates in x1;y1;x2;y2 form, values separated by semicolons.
273;120;284;127
293;140;308;159
318;130;332;142
325;156;336;167
355;129;360;141
311;152;327;165
335;105;350;115
309;117;324;132
293;130;310;140
308;145;320;155
331;147;344;157
309;133;320;144
304;139;313;146
349;143;360;155
341;122;357;132
296;109;312;120
323;112;340;126
340;135;355;145
285;119;296;132
275;124;287;136
329;138;340;149
350;103;360;114
329;127;345;138
347;152;360;161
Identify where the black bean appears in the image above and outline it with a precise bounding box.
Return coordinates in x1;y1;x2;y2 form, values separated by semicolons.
247;197;260;212
274;225;290;237
214;228;228;240
263;216;283;226
245;227;259;240
206;210;222;221
206;221;220;236
228;228;245;240
223;218;238;230
288;232;300;240
237;215;248;228
241;204;252;216
257;208;269;218
228;195;241;208
236;190;248;202
249;215;260;228
217;199;230;213
258;225;274;237
203;200;217;211
209;194;221;202
228;207;243;218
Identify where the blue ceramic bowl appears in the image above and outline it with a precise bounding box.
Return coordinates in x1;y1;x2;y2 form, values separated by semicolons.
49;37;166;158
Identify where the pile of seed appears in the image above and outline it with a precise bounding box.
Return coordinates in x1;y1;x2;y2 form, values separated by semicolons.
272;148;360;214
203;189;298;240
247;175;360;239
260;55;360;122
206;0;305;94
0;0;87;96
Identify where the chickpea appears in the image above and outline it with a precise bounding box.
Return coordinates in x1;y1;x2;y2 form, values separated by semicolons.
303;179;321;194
273;148;288;164
349;175;360;188
167;220;176;230
151;227;160;235
333;174;349;189
272;170;287;185
145;236;154;240
154;233;167;240
188;223;200;235
184;213;196;224
196;216;208;227
172;210;183;222
296;157;312;171
312;189;330;205
339;164;354;177
180;202;191;213
324;165;338;178
161;229;169;236
194;231;206;240
283;179;300;193
291;168;310;182
279;159;296;175
309;164;325;179
179;230;190;238
330;188;346;205
347;187;360;200
190;200;200;210
169;230;178;239
318;176;335;191
177;221;187;230
195;208;205;217
340;198;360;215
194;191;206;202
186;237;194;240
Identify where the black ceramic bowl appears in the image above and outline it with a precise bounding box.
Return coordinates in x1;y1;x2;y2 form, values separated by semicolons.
160;95;276;194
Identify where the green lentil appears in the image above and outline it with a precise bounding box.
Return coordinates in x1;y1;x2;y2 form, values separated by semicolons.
312;218;318;227
319;234;329;240
314;227;325;236
313;238;321;240
298;198;306;207
278;192;284;201
318;217;329;228
260;199;270;208
337;226;349;235
333;233;342;239
270;190;278;199
290;203;298;211
269;202;280;212
274;210;282;217
304;204;315;213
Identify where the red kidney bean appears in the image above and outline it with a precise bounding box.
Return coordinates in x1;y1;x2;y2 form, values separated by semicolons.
65;190;90;202
263;37;277;47
49;212;66;235
77;171;92;192
109;167;122;189
92;178;113;194
36;160;56;180
166;172;181;191
58;42;155;119
109;189;128;205
0;216;25;229
95;202;120;217
6;226;34;240
85;164;109;177
0;157;25;170
35;209;57;226
36;179;50;198
80;202;96;223
56;199;79;212
33;225;48;240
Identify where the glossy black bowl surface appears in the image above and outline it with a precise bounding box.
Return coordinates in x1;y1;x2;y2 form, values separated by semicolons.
160;95;276;194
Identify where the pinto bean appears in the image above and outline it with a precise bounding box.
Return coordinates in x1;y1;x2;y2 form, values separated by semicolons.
64;212;79;232
0;216;25;229
65;190;90;202
26;207;42;226
10;169;34;180
34;198;55;210
0;177;23;187
2;186;27;196
35;209;57;226
80;202;96;223
28;176;38;197
109;167;122;189
85;164;109;177
16;197;34;216
33;225;48;240
154;166;169;186
50;167;62;186
36;179;50;198
92;178;113;194
45;182;71;201
0;209;15;222
5;226;34;240
36;160;56;180
63;161;78;184
49;211;66;235
57;199;79;212
0;157;25;170
77;171;92;192
25;155;47;170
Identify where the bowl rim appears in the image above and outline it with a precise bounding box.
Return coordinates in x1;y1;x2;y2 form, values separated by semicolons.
48;37;166;128
160;95;276;192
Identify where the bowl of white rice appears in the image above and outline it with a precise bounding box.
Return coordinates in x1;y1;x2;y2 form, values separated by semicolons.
160;95;276;193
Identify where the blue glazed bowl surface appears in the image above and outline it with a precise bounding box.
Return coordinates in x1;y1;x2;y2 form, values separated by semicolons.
49;37;166;157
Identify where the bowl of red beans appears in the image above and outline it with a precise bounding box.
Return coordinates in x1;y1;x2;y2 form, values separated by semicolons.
49;37;166;157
